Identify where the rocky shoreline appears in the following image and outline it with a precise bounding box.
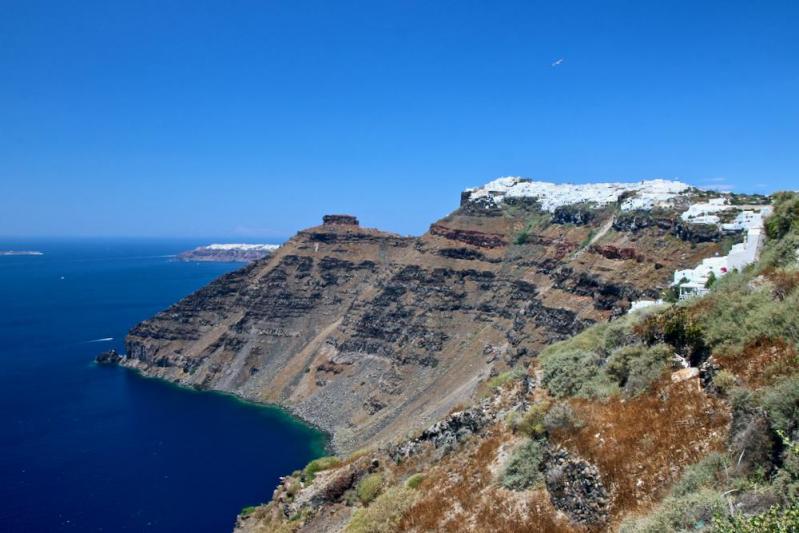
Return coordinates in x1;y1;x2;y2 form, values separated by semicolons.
96;349;338;454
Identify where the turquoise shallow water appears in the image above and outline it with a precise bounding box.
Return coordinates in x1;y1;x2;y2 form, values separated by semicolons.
0;238;326;532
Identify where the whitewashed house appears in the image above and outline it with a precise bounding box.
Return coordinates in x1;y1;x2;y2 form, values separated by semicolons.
673;207;771;300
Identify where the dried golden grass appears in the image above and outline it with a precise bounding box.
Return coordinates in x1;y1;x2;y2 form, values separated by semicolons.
399;435;500;531
551;379;730;521
763;267;799;300
716;338;798;389
397;431;579;532
473;489;581;533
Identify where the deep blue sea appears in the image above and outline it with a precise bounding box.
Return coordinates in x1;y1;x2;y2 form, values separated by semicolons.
0;239;326;532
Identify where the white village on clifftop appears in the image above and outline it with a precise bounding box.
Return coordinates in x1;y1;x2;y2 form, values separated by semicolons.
465;177;773;310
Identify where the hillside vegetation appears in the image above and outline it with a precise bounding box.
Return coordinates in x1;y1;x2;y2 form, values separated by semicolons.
234;191;799;532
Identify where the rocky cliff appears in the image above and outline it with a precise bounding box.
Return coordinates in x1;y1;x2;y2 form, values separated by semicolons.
121;178;744;453
234;190;798;533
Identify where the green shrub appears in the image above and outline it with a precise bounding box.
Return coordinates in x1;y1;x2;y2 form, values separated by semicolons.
699;286;799;353
541;348;618;399
284;477;301;498
240;505;257;517
345;487;419;533
765;192;799;241
515;401;550;438
641;306;706;359
762;377;799;439
603;317;641;352
543;402;583;433
671;452;728;497
538;310;675;399
606;343;672;395
774;440;799;503
777;429;799;456
504;410;522;432
404;473;425;489
486;368;526;390
619;488;728;532
541;321;612;357
759;233;799;269
303;456;341;481
712;369;739;395
511;211;552;246
712;504;799;532
501;438;545;491
729;387;776;475
625;344;672;393
663;284;681;304
356;473;384;505
757;192;799;269
699;289;773;349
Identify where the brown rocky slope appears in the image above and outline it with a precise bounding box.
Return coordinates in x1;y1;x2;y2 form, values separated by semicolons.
234;191;799;533
122;181;739;453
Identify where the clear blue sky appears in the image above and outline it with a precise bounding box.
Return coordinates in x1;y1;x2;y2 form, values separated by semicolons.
2;1;797;239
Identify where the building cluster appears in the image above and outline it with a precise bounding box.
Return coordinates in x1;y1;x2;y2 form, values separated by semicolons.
630;199;772;310
463;178;775;310
673;202;771;299
464;177;691;212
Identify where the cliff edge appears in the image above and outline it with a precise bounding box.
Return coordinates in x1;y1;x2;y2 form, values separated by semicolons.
120;178;765;454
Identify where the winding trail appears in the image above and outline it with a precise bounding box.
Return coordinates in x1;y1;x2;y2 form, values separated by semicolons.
571;216;615;259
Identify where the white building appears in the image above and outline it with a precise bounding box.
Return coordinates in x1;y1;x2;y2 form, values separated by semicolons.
680;198;729;224
629;299;665;312
463;178;691;212
721;210;766;233
674;207;772;299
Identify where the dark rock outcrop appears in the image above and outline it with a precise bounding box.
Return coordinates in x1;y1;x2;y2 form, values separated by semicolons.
96;349;122;364
437;247;487;261
323;214;359;226
613;210;675;233
614;210;722;243
429;223;507;248
552;267;641;311
388;402;495;461
552;204;596;225
543;447;610;525
672;220;722;243
590;244;645;262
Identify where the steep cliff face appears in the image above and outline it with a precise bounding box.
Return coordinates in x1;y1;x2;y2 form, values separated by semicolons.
123;179;735;452
236;192;798;533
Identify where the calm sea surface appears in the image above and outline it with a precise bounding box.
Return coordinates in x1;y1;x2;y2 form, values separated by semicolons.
0;239;326;532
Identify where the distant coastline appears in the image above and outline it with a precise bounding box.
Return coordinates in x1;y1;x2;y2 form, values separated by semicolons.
177;243;279;263
0;250;44;256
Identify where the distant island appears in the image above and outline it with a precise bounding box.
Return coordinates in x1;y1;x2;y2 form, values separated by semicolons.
177;243;280;263
0;250;43;256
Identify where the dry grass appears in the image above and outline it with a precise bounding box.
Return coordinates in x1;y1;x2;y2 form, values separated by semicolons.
550;379;730;522
716;338;798;389
763;267;799;300
397;431;579;532
473;489;581;533
399;435;500;531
